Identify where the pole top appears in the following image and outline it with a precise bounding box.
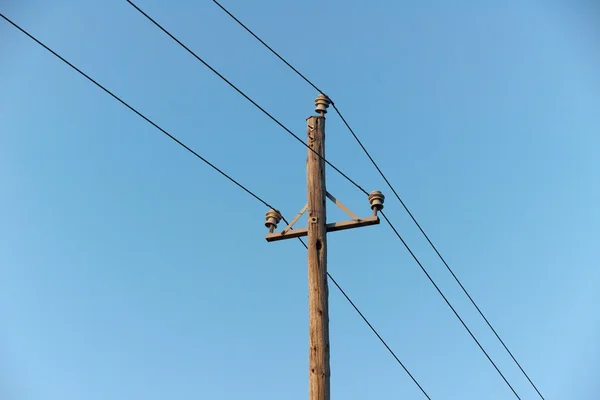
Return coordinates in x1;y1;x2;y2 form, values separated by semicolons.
315;94;331;116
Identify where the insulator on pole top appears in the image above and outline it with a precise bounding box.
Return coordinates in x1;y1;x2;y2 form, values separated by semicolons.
315;94;331;116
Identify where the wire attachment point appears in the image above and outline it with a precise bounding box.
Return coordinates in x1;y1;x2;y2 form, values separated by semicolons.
265;209;282;233
315;94;331;116
369;190;385;216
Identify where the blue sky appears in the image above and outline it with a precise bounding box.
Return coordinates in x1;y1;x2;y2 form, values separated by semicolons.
1;1;599;399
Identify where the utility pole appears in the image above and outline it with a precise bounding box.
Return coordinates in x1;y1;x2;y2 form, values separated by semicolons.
264;95;385;400
306;95;330;400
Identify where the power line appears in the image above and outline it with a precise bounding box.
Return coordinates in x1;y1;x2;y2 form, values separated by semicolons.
0;12;431;399
129;2;524;397
125;0;368;197
304;239;432;399
0;14;273;212
327;273;431;399
210;1;545;399
380;211;521;399
211;0;325;96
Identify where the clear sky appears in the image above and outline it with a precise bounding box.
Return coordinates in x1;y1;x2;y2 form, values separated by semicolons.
1;1;599;399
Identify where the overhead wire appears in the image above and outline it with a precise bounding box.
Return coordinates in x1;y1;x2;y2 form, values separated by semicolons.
0;12;431;399
0;16;273;211
125;2;524;398
211;0;325;96
125;0;369;197
380;211;520;398
210;1;545;399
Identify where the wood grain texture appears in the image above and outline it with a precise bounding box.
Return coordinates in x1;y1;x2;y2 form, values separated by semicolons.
306;115;330;400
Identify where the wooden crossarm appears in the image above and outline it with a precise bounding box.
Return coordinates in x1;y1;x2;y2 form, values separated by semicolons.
265;216;379;242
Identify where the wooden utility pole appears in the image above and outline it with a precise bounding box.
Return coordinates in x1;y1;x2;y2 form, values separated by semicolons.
264;95;385;400
306;95;330;400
